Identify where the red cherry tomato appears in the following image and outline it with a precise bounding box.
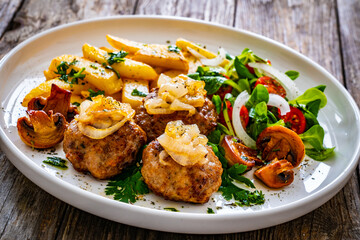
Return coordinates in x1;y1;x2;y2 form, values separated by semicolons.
279;106;306;134
255;76;286;98
240;105;249;129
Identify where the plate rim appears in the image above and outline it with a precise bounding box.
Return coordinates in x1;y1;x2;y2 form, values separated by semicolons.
0;15;359;233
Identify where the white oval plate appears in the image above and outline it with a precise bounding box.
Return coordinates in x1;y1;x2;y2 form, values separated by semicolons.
0;16;359;234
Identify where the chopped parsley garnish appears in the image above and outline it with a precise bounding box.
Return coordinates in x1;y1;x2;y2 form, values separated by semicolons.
68;67;86;84
107;51;128;65
207;141;265;206
90;64;98;69
131;89;148;97
105;65;120;78
43;157;68;169
55;61;69;76
105;146;149;203
168;45;181;54
72;102;80;107
207;208;215;214
86;89;105;100
164;207;179;212
69;59;79;65
54;60;85;84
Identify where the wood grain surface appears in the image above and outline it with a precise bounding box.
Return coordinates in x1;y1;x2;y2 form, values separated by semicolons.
0;0;359;239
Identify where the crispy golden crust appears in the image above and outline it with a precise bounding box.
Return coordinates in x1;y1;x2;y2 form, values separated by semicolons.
141;140;222;204
63;120;146;179
134;90;218;142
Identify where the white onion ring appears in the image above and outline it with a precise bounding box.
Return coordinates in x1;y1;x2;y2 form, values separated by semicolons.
187;47;226;66
248;62;301;100
232;92;291;149
232;91;256;149
268;94;290;115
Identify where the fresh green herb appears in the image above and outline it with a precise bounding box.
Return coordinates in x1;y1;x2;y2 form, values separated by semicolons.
299;125;335;161
285;70;300;80
208;143;265;206
43;157;68;169
55;61;69;75
222;98;235;136
305;147;335;161
131;89;148;97
168;45;181;54
107;51;128;65
216;122;232;135
69;59;79;65
299;125;325;151
289;87;327;109
105;65;121;78
188;66;228;95
72;102;80;107
245;84;269;109
200;76;226;95
207;128;221;144
207;208;215;214
227;163;255;188
90;64;98;69
105;146;149;203
87;89;105;100
69;67;86;84
223;79;246;93
211;95;222;114
234;56;255;79
164;207;179;212
54;60;85;84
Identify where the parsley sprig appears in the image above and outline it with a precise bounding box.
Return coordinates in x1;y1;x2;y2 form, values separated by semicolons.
107;51;129;65
105;146;149;203
86;89;105;100
43;157;68;169
207;130;265;206
167;45;181;54
55;59;85;84
131;89;148;97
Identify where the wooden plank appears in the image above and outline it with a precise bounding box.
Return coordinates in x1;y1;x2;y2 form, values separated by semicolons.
337;0;360;103
135;0;235;26
0;0;137;59
0;158;68;239
0;0;23;38
336;1;360;238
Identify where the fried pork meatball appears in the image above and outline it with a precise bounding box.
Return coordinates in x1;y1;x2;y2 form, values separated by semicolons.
141;140;222;203
63;120;146;179
134;90;218;142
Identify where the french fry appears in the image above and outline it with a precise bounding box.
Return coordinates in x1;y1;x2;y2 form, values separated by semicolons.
46;55;122;95
122;79;149;108
107;35;189;71
106;35;143;54
176;38;229;67
82;43;158;81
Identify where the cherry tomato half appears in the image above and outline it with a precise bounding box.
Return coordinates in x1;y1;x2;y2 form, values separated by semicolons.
240;105;249;128
279;106;306;134
255;76;286;98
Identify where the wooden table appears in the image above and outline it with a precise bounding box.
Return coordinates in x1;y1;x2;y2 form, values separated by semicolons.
0;0;359;239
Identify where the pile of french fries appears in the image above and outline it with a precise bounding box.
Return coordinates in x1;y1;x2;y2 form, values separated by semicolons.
22;35;222;109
